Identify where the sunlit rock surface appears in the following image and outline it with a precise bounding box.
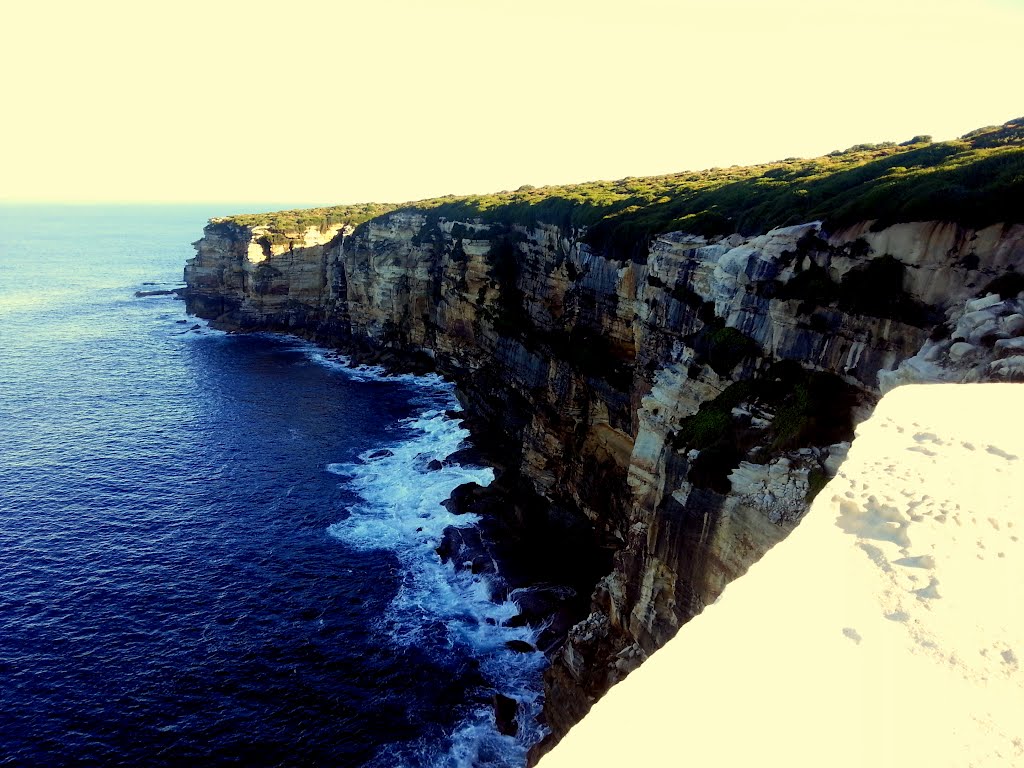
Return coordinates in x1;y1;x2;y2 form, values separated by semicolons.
539;384;1024;767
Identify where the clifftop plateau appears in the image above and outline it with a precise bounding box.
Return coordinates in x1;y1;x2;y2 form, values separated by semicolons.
184;118;1024;761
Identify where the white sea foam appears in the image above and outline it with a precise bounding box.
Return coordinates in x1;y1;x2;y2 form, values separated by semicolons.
305;347;451;389
318;351;549;766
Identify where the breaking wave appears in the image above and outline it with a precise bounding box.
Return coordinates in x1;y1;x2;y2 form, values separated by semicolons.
316;351;549;766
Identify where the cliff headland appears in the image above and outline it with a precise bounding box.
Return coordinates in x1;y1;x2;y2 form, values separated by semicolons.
184;119;1024;760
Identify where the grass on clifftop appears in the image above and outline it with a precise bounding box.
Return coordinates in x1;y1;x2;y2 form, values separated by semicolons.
221;118;1024;247
220;202;403;234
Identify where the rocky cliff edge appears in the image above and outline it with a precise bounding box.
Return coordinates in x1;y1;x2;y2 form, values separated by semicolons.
184;212;1024;758
537;383;1024;768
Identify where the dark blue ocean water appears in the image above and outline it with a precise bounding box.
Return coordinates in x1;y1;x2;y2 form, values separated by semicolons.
0;206;545;767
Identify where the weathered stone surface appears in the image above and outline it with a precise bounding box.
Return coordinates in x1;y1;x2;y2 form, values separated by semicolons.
949;341;978;362
184;213;1024;759
880;292;1024;390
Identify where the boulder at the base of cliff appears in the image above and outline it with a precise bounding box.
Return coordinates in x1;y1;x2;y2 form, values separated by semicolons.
492;694;519;737
505;640;536;654
440;481;489;514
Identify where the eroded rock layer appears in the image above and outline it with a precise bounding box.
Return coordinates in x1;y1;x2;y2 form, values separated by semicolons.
184;214;1024;759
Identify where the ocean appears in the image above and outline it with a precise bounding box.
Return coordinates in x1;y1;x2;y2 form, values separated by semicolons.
0;205;548;766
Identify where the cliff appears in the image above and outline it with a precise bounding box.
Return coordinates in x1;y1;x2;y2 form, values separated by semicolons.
183;120;1024;760
537;384;1024;767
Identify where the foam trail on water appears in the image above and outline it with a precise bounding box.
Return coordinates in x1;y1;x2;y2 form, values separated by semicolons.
305;347;447;387
317;350;548;766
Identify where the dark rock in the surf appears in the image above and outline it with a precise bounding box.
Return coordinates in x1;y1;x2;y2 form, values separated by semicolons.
435;526;485;566
435;532;456;563
431;657;487;708
505;640;536;654
135;289;176;297
176;319;188;324
441;482;488;514
435;477;610;652
443;446;486;467
509;586;572;626
427;459;443;471
462;657;485;689
537;605;588;656
493;694;519;737
367;449;394;460
444;409;465;420
470;555;493;575
508;585;586;655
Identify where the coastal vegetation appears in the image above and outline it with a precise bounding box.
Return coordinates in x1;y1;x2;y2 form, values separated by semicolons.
776;253;938;327
222;202;402;233
222;118;1024;248
672;362;861;493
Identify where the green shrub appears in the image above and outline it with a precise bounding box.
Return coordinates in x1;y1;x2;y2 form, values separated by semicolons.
223;201;402;235
765;367;861;452
776;263;840;313
806;468;831;502
837;255;936;326
672;363;862;493
704;327;760;375
674;408;734;450
777;254;937;327
687;442;741;494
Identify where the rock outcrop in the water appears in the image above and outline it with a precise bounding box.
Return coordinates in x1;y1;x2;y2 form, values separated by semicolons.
185;203;1024;759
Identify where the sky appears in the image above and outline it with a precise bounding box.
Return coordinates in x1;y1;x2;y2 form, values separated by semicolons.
3;0;1022;209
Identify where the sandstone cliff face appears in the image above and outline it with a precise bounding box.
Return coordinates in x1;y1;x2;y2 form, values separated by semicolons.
185;220;351;338
184;213;1024;757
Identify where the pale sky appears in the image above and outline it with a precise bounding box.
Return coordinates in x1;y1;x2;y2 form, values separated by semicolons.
3;0;1022;207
